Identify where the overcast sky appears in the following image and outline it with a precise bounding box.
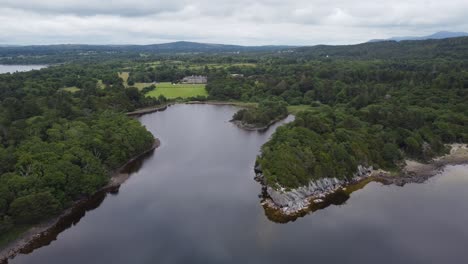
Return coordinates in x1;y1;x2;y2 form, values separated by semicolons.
1;0;468;45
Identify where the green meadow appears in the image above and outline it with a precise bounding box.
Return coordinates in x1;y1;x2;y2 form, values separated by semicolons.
118;72;130;87
286;105;314;114
61;86;81;93
141;82;208;99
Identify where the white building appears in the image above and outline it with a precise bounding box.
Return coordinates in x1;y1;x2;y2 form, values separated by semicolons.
181;75;207;84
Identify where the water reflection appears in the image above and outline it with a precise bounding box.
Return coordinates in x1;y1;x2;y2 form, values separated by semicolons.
17;149;155;255
8;105;468;264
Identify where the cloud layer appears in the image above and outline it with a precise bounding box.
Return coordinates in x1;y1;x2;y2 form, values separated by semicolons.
1;0;468;45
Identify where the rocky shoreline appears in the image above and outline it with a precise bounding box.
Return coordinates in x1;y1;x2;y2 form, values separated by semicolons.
256;144;468;220
255;165;376;215
0;139;160;263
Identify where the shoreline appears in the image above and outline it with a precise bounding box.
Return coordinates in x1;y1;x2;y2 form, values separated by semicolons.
187;100;285;131
258;144;468;222
185;101;257;108
0;139;160;263
0;101;255;262
0;101;254;261
128;100;256;117
230;114;289;132
127;104;173;117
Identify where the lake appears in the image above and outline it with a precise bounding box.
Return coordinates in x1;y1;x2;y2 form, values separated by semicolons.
0;65;48;74
10;104;468;264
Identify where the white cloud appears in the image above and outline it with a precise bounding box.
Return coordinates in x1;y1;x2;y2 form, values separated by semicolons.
0;0;467;45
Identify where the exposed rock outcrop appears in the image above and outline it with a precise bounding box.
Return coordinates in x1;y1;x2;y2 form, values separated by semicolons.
257;165;373;215
256;144;468;218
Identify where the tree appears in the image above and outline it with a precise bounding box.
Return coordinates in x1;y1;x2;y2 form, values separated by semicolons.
9;192;60;224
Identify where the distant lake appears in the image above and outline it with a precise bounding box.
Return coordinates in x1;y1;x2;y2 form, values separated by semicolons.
9;104;468;264
0;65;48;74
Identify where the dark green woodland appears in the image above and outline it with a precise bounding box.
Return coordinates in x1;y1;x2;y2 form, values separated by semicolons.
0;37;467;235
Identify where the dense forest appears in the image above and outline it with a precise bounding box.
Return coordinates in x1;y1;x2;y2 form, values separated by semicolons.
257;101;465;188
0;36;467;239
0;64;157;236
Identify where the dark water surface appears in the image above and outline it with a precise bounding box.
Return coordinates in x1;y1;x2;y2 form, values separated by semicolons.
0;65;48;74
11;104;468;264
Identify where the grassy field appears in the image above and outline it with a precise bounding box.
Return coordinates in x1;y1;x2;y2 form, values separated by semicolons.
118;72;130;86
287;105;314;114
61;87;80;93
144;82;207;99
133;82;155;90
97;80;105;89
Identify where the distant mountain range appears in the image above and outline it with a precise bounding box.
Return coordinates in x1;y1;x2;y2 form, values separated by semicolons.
2;36;468;64
2;32;467;56
0;41;294;55
369;31;468;42
295;35;468;60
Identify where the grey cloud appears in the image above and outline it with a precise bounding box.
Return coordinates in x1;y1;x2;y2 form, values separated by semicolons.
1;0;188;16
0;0;467;45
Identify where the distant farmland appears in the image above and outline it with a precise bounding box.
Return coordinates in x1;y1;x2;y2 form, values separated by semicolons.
142;82;207;99
118;72;130;86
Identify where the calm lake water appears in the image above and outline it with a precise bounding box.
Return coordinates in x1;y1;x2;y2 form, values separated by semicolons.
10;104;468;264
0;65;47;74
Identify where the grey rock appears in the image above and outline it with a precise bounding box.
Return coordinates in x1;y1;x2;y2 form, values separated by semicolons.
264;165;373;213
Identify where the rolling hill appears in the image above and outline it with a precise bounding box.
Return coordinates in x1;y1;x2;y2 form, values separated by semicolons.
369;31;468;42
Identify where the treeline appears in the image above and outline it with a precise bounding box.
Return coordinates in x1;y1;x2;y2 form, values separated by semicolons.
205;59;468;107
127;64;208;84
0;64;156;234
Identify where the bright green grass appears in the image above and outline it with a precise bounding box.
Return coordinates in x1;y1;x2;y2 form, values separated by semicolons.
133;83;155;91
287;105;314;114
145;82;207;99
97;80;105;89
61;87;81;93
118;72;129;86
